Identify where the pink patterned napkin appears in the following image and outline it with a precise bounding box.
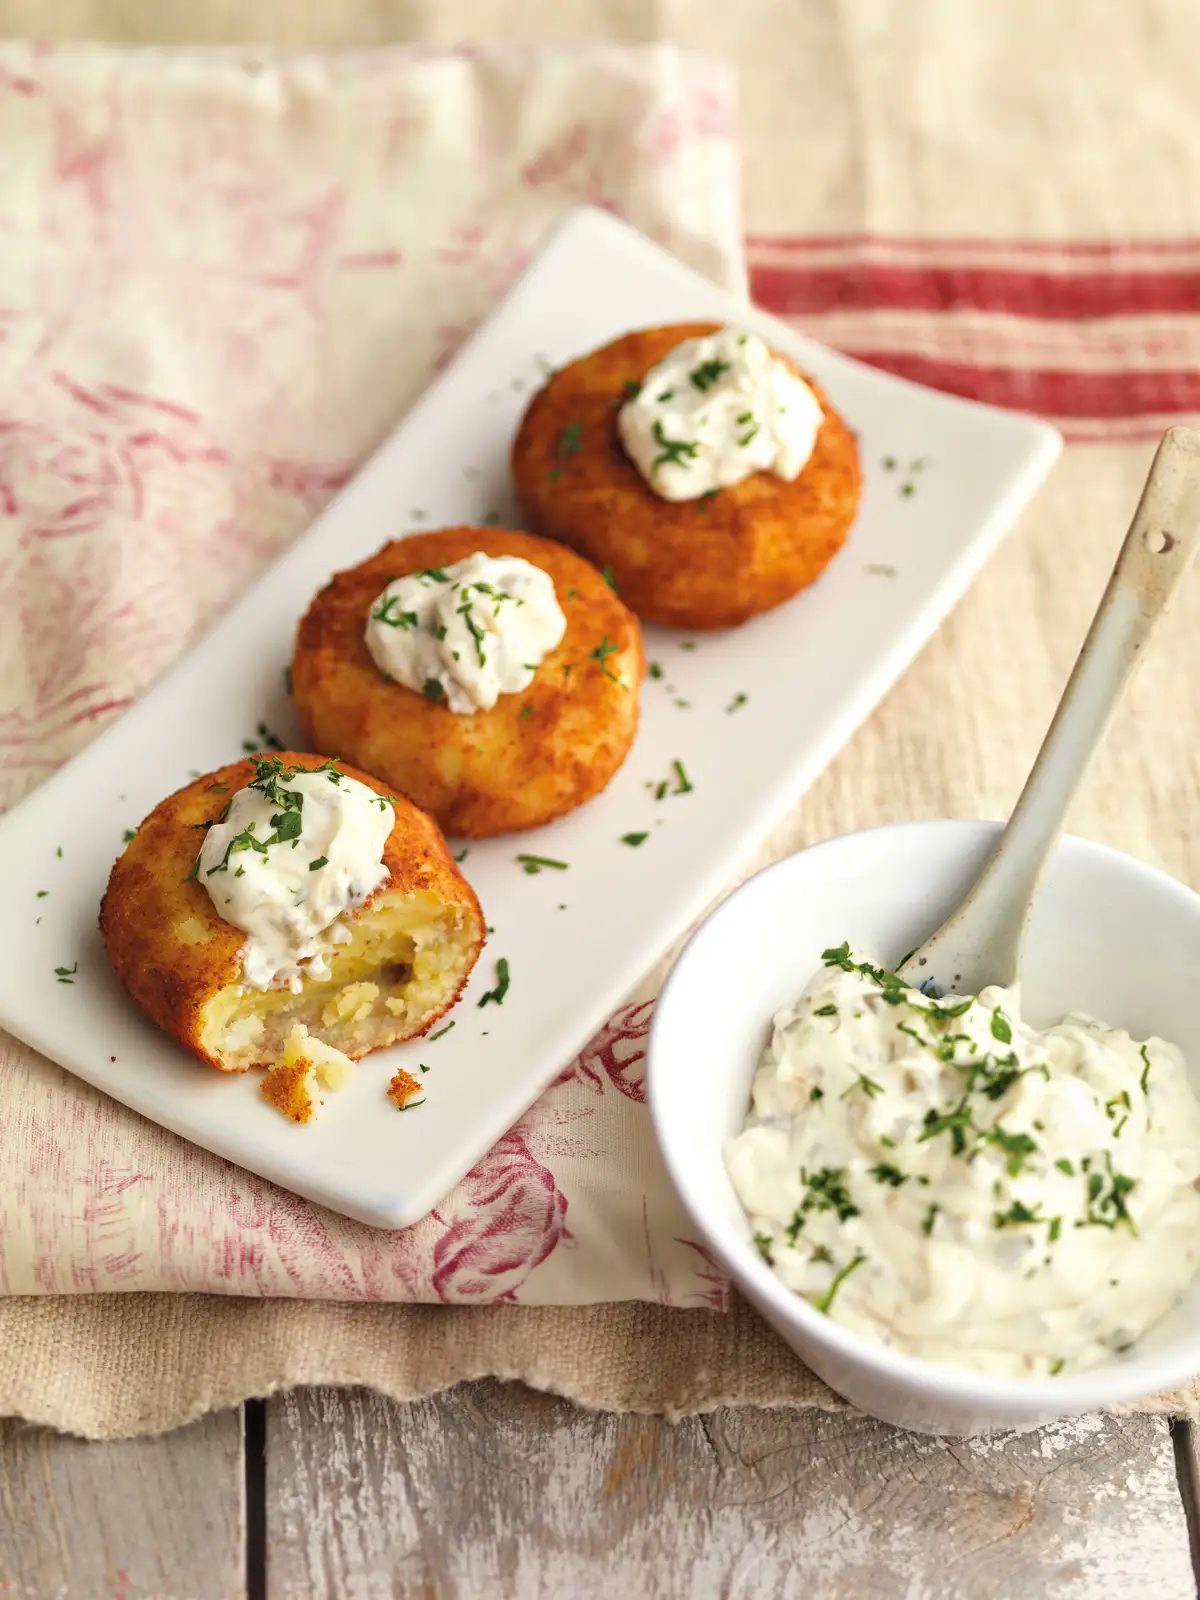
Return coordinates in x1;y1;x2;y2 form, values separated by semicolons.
0;41;742;1305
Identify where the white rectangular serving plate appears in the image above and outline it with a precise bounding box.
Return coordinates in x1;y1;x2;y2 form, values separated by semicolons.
0;207;1061;1228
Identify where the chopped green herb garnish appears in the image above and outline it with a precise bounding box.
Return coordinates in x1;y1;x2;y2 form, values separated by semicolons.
56;846;62;858
657;389;674;403
993;1199;1044;1228
990;1007;1013;1044
1050;1358;1065;1375
866;564;898;577
600;564;617;590
654;780;669;800
690;357;731;392
671;759;693;795
978;1124;1037;1177
651;418;699;474
813;1252;866;1315
841;1073;884;1100
680;640;698;652
429;1021;456;1041
621;832;648;847
921;1204;939;1237
1082;1153;1137;1233
478;957;510;1008
415;566;451;583
36;890;48;898
697;489;719;508
737;414;760;447
54;962;77;983
883;456;896;471
589;636;623;685
798;1166;860;1223
122;829;136;843
810;1244;834;1265
453;848;469;864
1055;1158;1075;1176
869;1164;908;1187
557;421;583;459
371;594;420;630
918;1098;975;1155
1140;1043;1152;1094
753;1232;774;1264
725;692;748;713
809;1086;824;1102
516;854;568;874
622;378;642;400
308;856;328;871
814;1003;838;1017
422;678;446;705
648;661;664;680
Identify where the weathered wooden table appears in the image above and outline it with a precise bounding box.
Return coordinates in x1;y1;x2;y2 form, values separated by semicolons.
2;1385;1199;1596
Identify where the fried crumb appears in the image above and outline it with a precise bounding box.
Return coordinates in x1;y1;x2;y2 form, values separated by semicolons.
387;1067;425;1110
261;1059;321;1124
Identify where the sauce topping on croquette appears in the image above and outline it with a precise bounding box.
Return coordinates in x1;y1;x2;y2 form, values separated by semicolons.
617;327;823;501
196;756;393;992
363;551;566;713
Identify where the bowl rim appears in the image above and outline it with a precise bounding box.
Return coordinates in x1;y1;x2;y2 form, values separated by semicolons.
647;816;1200;1411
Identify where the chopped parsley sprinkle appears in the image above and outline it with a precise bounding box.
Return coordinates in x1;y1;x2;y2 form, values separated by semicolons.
477;957;510;1008
482;510;501;526
429;1021;456;1041
657;388;674;402
990;1007;1013;1044
648;661;664;680
813;1252;866;1315
1055;1158;1075;1176
654;780;669;801
308;856;328;871
867;563;898;577
869;1164;908;1187
419;1064;430;1074
1050;1358;1065;1376
671;759;693;795
689;358;731;392
921;1204;939;1237
601;564;617;590
651;419;699;474
798;1166;860;1224
841;1073;884;1100
977;1124;1037;1177
516;854;569;875
54;963;77;983
737;413;760;448
809;1086;824;1102
56;846;62;858
557;421;583;459
519;704;533;720
371;594;419;629
123;829;136;843
589;636;623;684
1081;1154;1137;1233
1140;1043;1152;1094
883;456;897;471
814;1003;838;1017
726;692;748;713
622;378;642;399
36;890;48;898
753;1232;774;1264
621;832;648;847
810;1244;834;1265
918;1098;975;1155
453;848;469;863
397;1099;426;1112
680;640;698;652
415;567;451;584
697;489;719;508
900;482;916;498
422;678;446;705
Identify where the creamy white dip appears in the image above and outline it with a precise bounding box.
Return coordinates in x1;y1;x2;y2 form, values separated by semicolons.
197;758;392;992
364;552;566;714
617;327;823;502
725;944;1200;1377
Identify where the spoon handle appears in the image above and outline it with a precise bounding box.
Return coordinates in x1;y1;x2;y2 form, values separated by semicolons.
901;424;1200;992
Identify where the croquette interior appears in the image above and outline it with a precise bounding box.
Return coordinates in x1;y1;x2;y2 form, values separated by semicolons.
195;888;476;1072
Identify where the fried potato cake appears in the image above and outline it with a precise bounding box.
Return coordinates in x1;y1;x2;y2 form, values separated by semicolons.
291;527;644;838
100;753;484;1079
511;322;862;630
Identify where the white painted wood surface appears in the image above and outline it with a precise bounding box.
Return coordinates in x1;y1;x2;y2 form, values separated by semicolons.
264;1386;1196;1599
0;1387;1195;1597
0;1408;245;1599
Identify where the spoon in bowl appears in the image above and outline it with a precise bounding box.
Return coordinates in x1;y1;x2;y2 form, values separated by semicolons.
898;424;1200;998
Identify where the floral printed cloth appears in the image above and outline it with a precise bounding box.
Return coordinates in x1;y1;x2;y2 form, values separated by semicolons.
0;41;744;1304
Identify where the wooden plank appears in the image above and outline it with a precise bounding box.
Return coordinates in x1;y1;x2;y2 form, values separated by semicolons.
0;1407;246;1600
265;1382;1195;1598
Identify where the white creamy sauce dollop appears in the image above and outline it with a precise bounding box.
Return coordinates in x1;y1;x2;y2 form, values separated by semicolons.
617;327;824;502
364;552;566;714
197;760;392;992
725;946;1200;1377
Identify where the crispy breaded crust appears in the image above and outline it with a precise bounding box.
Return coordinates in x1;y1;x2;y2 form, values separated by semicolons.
290;527;644;837
99;753;483;1073
511;322;862;630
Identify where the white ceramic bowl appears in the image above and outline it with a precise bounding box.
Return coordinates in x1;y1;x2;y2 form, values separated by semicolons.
647;818;1200;1436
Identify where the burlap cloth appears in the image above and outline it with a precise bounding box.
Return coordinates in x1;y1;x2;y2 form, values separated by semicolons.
5;0;1200;1436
